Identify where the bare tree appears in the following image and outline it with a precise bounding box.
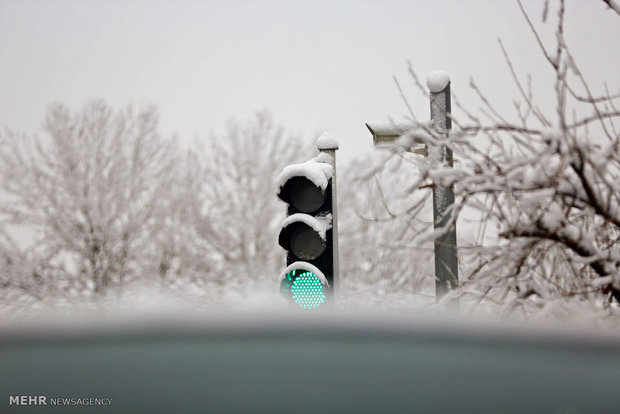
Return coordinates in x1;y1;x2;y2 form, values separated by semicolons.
339;152;435;306
0;100;177;300
357;0;619;317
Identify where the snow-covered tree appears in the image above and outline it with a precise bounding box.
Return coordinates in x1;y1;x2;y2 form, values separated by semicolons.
0;100;177;300
0;103;311;309
339;152;435;306
355;0;619;317
157;111;310;296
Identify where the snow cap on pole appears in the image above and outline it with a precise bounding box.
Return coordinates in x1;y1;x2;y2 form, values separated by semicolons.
426;70;450;93
317;131;339;150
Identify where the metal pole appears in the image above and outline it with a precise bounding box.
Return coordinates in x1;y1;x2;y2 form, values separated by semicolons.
430;82;459;300
318;144;339;295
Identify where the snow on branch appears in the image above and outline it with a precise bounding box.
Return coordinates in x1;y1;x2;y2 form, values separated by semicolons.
352;0;620;316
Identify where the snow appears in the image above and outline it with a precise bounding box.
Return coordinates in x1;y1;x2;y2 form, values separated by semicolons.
313;152;334;165
366;122;432;149
591;276;613;288
393;128;432;148
543;203;564;229
394;134;415;148
316;132;339;150
426;70;450;93
428;167;469;185
276;155;334;195
280;261;329;286
366;122;412;139
520;189;554;210
522;166;536;186
541;128;562;143
281;213;332;241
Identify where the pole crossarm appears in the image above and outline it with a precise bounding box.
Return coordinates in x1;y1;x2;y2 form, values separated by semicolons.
365;122;428;155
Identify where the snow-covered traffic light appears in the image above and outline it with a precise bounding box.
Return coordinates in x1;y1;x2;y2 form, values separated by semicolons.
276;133;339;310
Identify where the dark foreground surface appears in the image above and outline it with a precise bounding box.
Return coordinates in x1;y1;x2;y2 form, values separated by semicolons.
1;313;619;413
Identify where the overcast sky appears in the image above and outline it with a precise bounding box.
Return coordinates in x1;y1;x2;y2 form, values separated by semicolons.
1;0;618;164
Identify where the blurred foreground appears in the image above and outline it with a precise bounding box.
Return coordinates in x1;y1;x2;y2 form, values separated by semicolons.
2;305;620;414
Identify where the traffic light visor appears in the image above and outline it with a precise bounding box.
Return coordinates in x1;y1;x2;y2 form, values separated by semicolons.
278;214;331;261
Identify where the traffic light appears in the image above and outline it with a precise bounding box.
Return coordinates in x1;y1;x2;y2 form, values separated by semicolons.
276;135;338;310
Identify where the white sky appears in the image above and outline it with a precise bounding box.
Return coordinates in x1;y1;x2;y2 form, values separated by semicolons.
1;0;618;165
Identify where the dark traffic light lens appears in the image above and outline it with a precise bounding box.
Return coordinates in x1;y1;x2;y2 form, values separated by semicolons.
290;179;325;213
290;226;325;260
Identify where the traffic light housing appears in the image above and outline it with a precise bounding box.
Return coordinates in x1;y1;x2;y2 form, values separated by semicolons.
277;142;337;310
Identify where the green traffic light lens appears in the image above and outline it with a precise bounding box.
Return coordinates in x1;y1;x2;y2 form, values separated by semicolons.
283;269;326;310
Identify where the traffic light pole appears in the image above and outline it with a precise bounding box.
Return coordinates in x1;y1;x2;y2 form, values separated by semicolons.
317;141;339;294
430;82;459;298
